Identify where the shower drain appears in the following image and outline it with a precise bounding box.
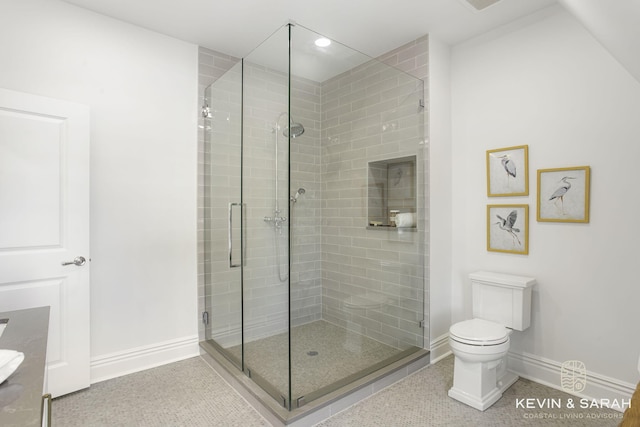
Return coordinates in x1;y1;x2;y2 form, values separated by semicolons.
307;351;319;356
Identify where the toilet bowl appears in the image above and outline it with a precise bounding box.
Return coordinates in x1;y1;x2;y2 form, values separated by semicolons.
448;319;517;411
448;271;536;411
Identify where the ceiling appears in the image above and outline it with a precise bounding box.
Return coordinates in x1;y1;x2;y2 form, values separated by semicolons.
61;0;558;60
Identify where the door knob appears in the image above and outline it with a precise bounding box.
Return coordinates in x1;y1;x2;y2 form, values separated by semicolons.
61;256;86;266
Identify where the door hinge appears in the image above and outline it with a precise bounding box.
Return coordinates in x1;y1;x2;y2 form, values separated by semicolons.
419;319;426;328
202;311;209;325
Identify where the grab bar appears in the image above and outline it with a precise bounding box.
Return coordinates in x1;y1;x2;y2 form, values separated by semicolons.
228;203;242;268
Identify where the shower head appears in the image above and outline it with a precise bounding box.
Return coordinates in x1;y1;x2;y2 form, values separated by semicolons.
284;121;305;138
291;188;306;203
274;112;305;138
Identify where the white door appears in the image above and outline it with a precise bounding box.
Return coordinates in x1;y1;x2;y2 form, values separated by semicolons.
0;88;90;397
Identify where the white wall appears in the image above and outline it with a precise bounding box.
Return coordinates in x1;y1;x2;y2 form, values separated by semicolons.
427;36;453;360
0;0;199;381
451;5;640;395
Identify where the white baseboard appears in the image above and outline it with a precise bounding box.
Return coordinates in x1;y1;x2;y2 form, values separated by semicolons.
429;333;452;363
90;335;200;384
507;351;636;412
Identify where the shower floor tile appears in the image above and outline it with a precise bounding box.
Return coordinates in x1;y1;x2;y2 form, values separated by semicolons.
226;320;401;399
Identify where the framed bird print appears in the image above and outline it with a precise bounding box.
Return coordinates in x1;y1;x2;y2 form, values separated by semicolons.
487;204;529;254
486;145;529;197
537;166;590;223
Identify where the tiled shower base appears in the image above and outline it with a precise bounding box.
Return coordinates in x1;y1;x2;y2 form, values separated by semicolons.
200;320;429;426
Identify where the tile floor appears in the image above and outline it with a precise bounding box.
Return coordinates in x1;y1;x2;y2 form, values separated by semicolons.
53;355;624;426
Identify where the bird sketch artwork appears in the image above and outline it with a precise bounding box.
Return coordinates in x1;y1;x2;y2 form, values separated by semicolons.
495;210;521;246
500;155;516;181
487;145;528;196
488;205;528;254
549;176;575;215
537;167;590;223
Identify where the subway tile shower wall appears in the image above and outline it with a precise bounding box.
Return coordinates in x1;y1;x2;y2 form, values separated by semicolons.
319;36;429;350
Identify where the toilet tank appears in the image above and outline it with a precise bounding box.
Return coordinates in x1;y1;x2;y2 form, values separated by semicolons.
470;271;536;331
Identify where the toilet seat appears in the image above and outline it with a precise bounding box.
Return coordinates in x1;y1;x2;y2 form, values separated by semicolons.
450;319;508;346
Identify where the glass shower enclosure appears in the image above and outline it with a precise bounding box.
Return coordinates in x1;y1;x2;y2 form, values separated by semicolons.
201;23;426;411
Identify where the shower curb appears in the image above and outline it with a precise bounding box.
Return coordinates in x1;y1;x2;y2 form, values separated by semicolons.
199;341;429;426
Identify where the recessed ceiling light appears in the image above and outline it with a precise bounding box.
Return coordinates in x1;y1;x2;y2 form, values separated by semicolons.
314;37;331;48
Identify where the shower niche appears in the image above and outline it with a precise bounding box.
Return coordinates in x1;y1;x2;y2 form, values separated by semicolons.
368;156;417;229
200;22;427;421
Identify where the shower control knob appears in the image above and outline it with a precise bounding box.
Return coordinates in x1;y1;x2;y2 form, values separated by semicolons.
264;216;287;223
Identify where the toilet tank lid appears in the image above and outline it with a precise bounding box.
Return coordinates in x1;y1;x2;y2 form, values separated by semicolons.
470;271;536;288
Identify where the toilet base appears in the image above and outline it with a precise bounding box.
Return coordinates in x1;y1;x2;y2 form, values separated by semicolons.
449;370;518;411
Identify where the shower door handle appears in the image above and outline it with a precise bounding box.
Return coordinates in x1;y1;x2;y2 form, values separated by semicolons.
228;203;243;268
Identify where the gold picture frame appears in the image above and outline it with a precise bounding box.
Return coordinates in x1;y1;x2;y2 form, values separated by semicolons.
537;166;590;223
486;145;529;197
487;204;529;255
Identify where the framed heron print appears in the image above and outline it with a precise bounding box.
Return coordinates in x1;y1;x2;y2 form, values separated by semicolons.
486;145;529;197
537;166;590;223
487;204;529;254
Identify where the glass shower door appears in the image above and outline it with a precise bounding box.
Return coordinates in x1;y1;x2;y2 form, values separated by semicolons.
204;25;294;408
203;61;243;369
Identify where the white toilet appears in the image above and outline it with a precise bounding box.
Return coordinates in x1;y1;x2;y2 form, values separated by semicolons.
448;271;536;411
